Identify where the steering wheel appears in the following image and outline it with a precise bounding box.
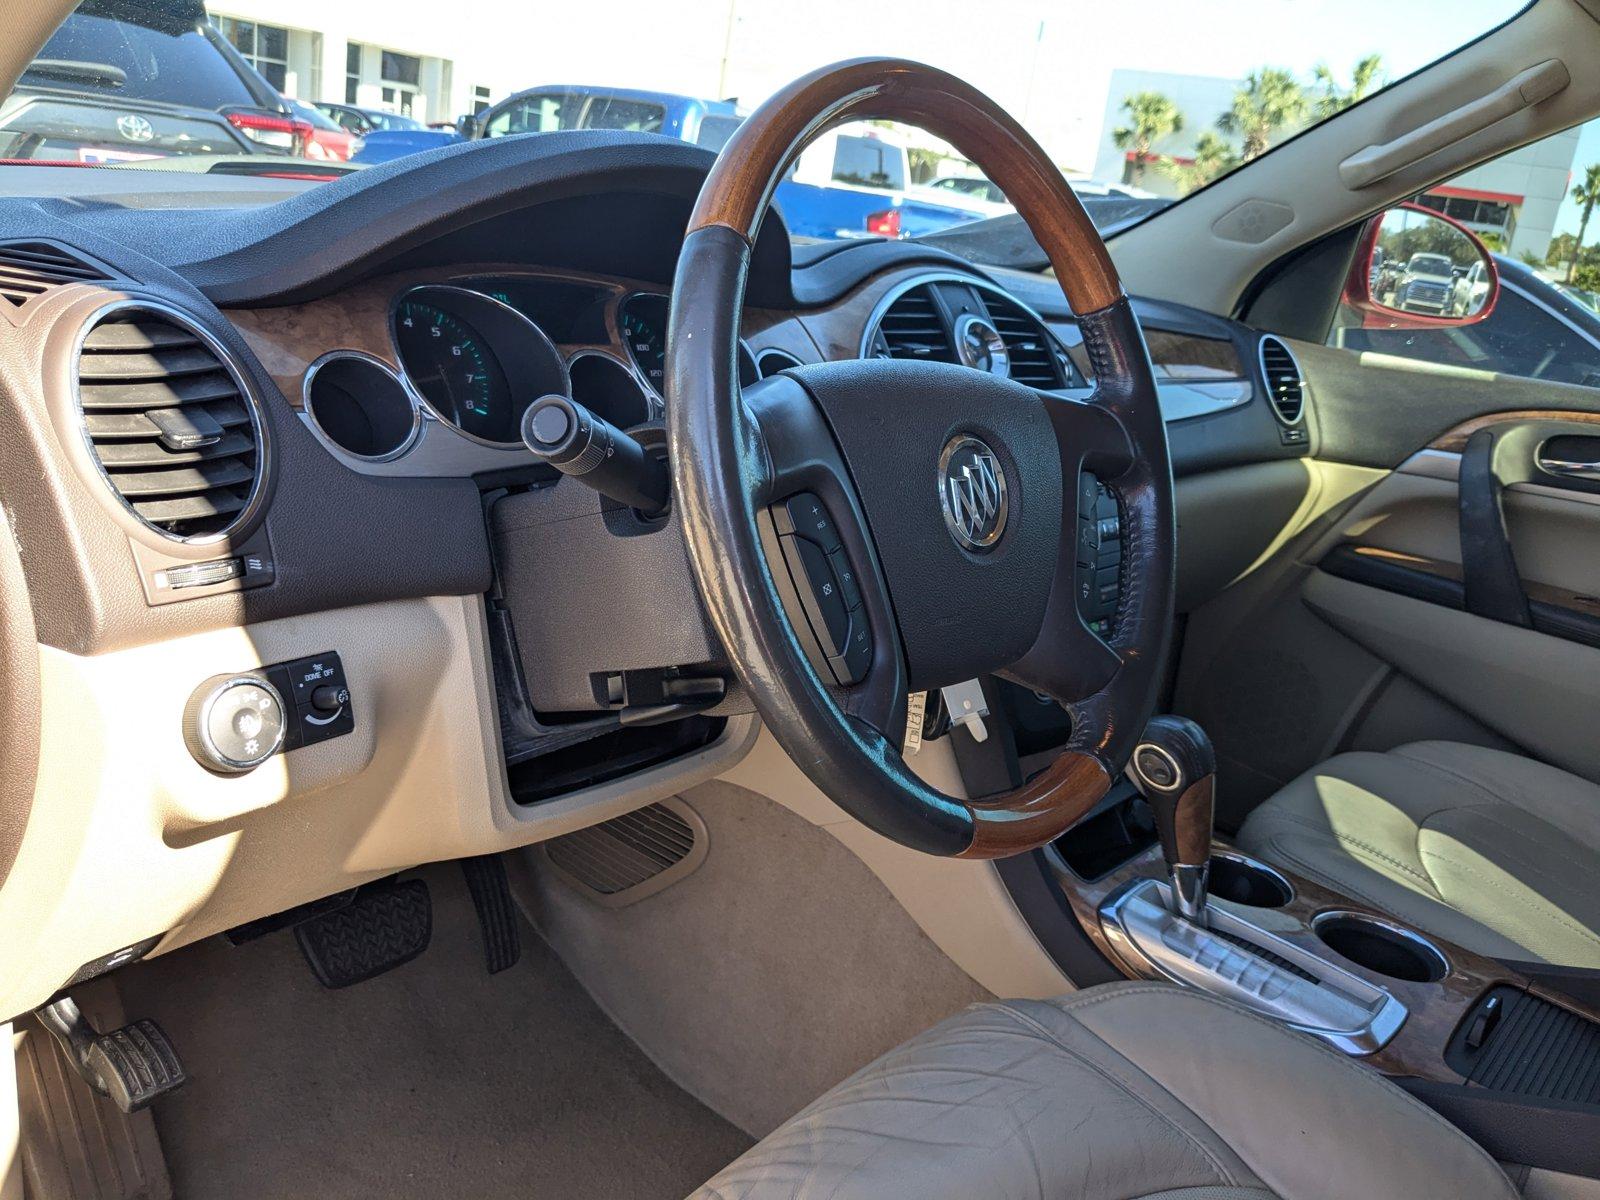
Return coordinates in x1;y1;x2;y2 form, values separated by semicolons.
666;58;1175;858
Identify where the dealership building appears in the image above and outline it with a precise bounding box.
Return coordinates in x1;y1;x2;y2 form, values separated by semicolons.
1092;68;1580;262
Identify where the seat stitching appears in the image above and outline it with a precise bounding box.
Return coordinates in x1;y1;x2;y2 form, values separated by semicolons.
979;1001;1240;1187
1047;985;1516;1195
1415;848;1600;952
1258;835;1452;923
1254;811;1436;889
1388;747;1536;814
1447;806;1600;880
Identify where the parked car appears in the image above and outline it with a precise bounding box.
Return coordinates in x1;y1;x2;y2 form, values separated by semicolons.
0;0;305;163
1391;251;1457;313
350;85;987;240
286;98;355;162
349;85;741;165
314;101;426;138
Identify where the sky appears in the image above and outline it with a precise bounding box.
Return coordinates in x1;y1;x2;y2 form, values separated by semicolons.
454;0;1532;171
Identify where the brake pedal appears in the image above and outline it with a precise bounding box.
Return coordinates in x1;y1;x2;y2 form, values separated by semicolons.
294;876;432;988
35;996;186;1114
460;855;521;974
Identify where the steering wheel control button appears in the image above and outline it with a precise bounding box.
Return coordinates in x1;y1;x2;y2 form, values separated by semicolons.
1075;472;1124;633
184;674;288;774
828;548;863;610
790;535;851;655
775;493;841;552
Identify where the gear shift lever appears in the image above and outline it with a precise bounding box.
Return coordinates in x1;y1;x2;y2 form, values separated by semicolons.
1126;715;1217;925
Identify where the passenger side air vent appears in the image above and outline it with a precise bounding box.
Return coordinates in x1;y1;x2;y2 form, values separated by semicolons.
869;285;954;362
980;291;1065;388
0;241;109;307
74;305;263;541
1258;335;1305;425
541;798;707;907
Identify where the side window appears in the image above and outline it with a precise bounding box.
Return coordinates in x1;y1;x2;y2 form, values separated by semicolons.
831;136;906;190
1326;119;1600;389
484;100;537;138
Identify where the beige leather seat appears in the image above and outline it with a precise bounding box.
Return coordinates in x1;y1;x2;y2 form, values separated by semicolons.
1239;741;1600;968
693;983;1511;1198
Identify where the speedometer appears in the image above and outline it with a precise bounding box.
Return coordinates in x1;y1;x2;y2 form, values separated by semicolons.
619;293;668;395
620;291;760;398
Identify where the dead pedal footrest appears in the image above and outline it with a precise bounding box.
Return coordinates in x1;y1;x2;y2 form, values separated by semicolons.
294;877;432;988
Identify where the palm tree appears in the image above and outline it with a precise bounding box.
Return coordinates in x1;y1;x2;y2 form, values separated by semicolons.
1217;68;1308;160
1568;163;1600;282
1313;54;1386;119
1159;131;1239;194
1111;92;1183;186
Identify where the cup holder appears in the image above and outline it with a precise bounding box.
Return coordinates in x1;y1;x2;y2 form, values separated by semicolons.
1207;852;1293;907
1312;912;1448;983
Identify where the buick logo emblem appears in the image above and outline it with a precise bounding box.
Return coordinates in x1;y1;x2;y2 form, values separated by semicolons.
116;114;155;143
938;435;1008;551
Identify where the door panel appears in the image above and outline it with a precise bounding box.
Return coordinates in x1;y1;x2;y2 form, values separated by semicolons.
1175;354;1600;828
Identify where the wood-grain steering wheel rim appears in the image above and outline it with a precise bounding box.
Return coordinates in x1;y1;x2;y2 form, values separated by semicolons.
668;58;1175;858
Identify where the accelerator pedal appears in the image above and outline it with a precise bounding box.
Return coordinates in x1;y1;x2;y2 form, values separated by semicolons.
460;855;521;974
35;996;186;1114
294;877;432;988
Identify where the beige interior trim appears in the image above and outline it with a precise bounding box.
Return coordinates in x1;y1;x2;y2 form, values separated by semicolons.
718;728;1074;999
1338;59;1570;189
0;593;755;1019
1302;569;1600;782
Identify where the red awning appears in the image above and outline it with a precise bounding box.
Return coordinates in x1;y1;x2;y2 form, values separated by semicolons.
1426;183;1523;206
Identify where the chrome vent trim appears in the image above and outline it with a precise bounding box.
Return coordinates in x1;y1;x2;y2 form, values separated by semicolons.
1258;335;1306;426
980;290;1064;388
868;284;954;362
73;300;267;543
0;241;109;307
755;348;804;378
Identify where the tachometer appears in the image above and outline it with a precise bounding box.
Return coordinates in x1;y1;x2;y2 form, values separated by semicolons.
393;297;513;443
391;285;568;447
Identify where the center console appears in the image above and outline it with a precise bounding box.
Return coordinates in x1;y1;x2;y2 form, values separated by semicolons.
955;694;1600;1178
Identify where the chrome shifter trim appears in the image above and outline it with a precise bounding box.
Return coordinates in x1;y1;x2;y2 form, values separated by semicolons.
1169;862;1210;925
1099;878;1408;1056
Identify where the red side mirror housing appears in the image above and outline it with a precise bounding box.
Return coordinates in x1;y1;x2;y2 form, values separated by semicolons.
1342;201;1500;330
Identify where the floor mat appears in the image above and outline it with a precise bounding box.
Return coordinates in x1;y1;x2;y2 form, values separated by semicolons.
115;865;750;1200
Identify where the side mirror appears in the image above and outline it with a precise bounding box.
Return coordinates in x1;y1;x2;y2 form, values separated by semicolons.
1342;202;1499;329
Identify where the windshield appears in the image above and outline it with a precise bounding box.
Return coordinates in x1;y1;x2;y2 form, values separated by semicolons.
1;0;1528;263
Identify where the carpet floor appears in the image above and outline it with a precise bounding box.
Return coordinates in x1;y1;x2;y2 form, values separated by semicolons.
116;864;751;1200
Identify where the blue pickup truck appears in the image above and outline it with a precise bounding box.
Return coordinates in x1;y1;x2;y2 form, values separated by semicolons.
351;85;990;241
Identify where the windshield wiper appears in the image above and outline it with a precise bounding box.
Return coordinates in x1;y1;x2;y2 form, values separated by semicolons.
22;59;128;88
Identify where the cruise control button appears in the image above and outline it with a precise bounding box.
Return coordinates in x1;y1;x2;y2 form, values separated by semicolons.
828;548;863;610
787;534;850;655
776;493;841;552
828;615;873;684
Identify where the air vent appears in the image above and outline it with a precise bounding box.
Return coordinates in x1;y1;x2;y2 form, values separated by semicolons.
542;799;707;907
75;304;263;541
869;285;953;362
1258;335;1305;426
0;241;109;307
980;291;1064;388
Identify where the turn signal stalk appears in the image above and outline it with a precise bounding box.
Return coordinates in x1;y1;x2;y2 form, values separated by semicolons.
520;393;669;517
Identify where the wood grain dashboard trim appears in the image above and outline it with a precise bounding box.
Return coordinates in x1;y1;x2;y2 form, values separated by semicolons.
224;264;823;413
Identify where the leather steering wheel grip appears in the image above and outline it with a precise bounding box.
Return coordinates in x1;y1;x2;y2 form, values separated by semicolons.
667;57;1175;859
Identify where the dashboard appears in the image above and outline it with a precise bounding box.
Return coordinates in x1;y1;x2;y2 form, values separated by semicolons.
0;129;1313;1022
